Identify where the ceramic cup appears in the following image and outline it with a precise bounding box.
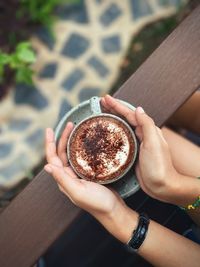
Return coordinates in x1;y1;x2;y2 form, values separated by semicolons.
67;96;138;184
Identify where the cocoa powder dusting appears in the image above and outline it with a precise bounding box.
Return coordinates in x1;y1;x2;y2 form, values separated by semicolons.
79;122;124;180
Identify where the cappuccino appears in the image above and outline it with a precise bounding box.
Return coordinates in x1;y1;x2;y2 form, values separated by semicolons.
68;115;136;183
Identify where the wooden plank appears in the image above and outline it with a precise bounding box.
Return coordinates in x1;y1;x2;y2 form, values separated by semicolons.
114;6;200;126
0;5;200;267
0;171;80;267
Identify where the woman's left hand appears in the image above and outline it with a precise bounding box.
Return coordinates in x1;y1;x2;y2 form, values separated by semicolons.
101;95;181;204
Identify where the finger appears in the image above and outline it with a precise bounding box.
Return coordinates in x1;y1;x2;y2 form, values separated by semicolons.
135;107;158;146
135;126;143;142
100;97;109;110
57;122;74;166
104;95;137;126
45;128;63;167
44;163;83;196
101;97;118;115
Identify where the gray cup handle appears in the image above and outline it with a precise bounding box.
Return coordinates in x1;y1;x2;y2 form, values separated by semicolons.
90;96;102;115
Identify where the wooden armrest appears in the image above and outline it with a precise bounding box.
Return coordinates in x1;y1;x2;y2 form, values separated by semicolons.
0;5;200;267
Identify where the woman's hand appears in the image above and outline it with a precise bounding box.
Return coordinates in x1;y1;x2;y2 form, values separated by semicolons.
44;124;137;243
101;95;181;204
44;124;128;223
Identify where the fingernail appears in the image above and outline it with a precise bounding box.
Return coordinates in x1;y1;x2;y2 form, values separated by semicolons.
137;107;145;113
44;164;52;173
106;94;112;98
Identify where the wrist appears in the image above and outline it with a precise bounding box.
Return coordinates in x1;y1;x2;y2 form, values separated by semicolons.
152;169;181;204
169;173;200;207
97;202;138;243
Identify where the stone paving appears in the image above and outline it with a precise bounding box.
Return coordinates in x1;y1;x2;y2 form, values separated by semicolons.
0;0;187;190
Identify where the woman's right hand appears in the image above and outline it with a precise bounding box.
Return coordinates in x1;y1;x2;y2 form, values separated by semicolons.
101;95;182;204
44;125;138;243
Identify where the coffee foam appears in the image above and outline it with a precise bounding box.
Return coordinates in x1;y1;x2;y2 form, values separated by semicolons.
69;116;135;182
76;127;129;177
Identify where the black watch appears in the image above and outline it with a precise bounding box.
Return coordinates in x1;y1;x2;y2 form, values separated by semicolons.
126;212;150;253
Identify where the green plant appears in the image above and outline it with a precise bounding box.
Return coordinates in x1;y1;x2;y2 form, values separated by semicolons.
18;0;79;34
0;42;36;85
0;0;79;89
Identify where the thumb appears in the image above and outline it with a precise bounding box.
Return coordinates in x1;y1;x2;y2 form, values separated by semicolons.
135;107;158;145
44;164;80;194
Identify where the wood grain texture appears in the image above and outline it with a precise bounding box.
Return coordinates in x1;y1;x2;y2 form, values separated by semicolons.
0;5;200;267
114;5;200;126
0;171;80;267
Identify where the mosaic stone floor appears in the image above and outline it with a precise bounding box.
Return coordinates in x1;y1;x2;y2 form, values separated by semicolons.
0;0;187;190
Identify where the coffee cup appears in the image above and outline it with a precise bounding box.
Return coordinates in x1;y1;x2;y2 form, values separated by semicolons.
67;97;138;184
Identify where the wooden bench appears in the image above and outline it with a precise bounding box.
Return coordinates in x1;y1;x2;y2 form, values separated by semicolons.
0;5;200;267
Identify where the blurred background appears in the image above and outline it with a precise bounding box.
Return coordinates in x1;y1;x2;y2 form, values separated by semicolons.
0;0;198;225
0;0;199;266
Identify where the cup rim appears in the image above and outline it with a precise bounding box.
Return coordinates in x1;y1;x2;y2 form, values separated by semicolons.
67;113;138;184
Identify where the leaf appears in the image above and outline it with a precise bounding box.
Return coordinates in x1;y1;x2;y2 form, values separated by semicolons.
16;42;36;64
17;48;36;64
16;41;31;50
15;67;34;85
9;54;22;69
